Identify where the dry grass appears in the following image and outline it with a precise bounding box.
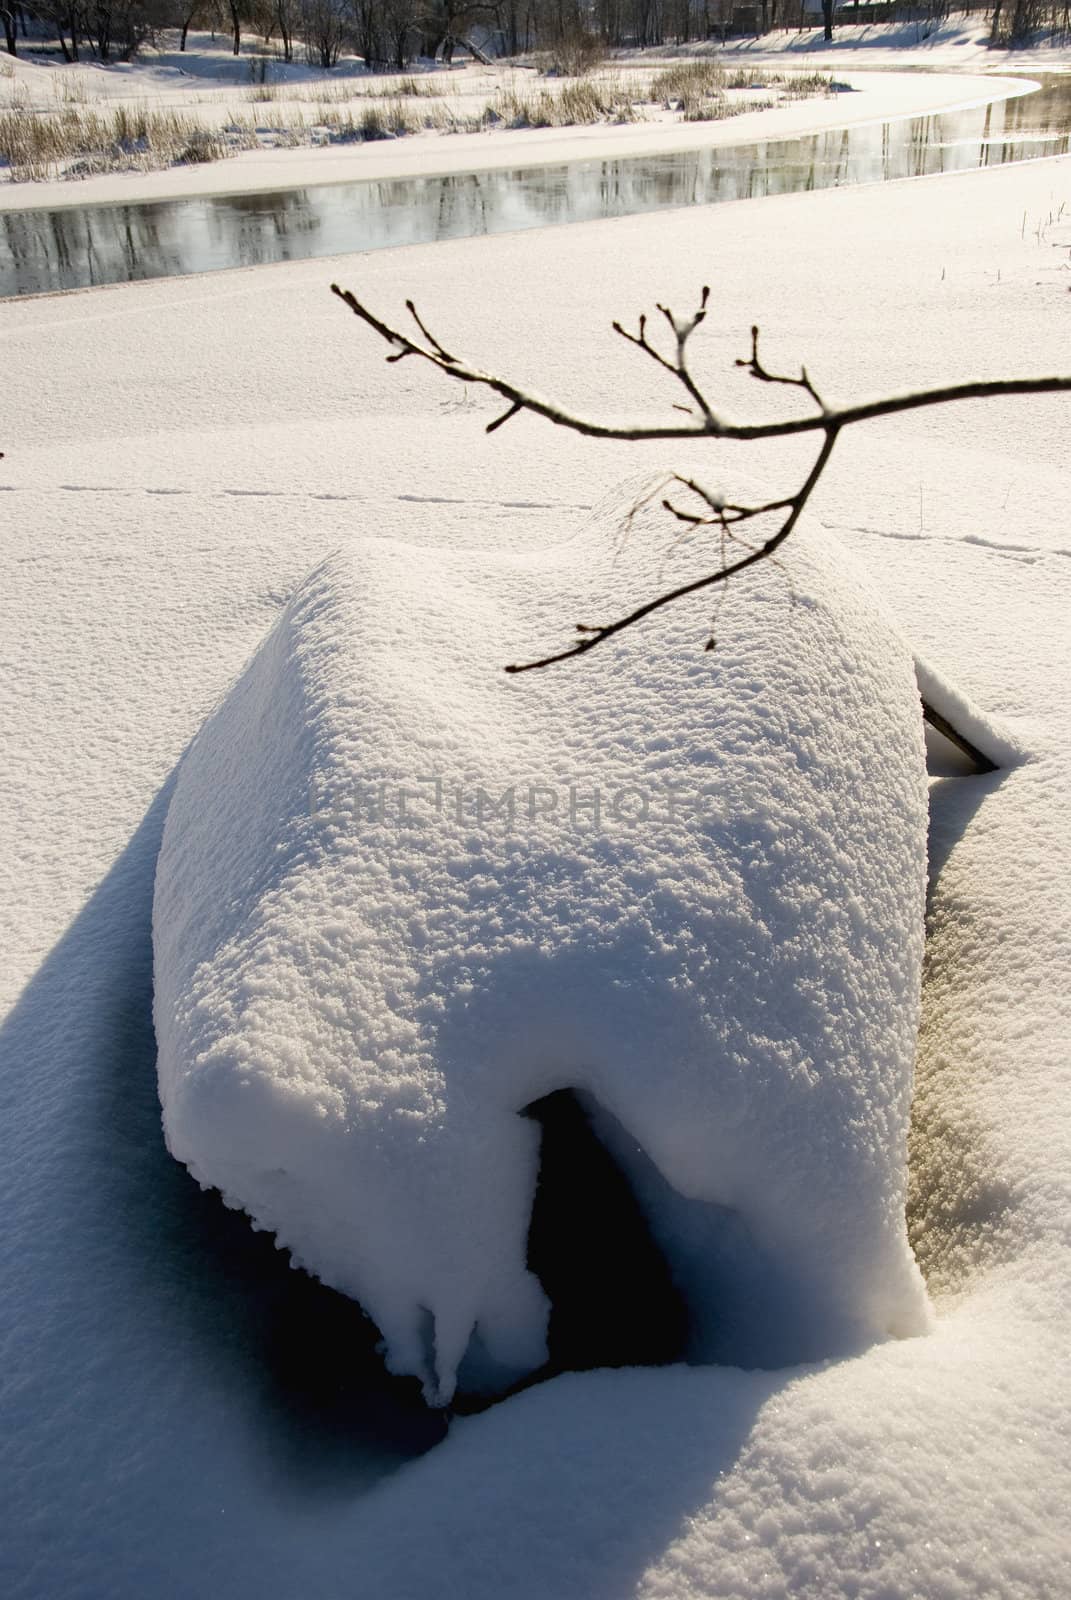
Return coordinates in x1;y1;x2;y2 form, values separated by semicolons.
722;66;835;96
286;80;354;105
392;75;446;98
0;78;29;113
346;98;414;139
648;60;831;120
51;73;94;105
533;27;606;78
0;59;835;184
651;59;726;107
0;104;244;181
275;74;448;106
0;89;470;180
778;71;838;98
303;96;473;142
487;76;635;129
682;94;774;123
308;97;461;139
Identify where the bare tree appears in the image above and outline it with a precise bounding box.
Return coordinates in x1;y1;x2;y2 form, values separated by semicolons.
348;0;384;63
273;0;300;57
301;0;346;63
31;0;84;59
419;0;497;60
381;0;419;66
175;0;203;50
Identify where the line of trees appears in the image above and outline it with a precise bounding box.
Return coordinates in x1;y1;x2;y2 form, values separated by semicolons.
3;0;169;60
2;0;1067;64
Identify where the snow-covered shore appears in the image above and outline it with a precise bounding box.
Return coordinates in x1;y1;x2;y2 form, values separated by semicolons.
2;19;1067;212
1;85;1069;1600
0;65;1033;212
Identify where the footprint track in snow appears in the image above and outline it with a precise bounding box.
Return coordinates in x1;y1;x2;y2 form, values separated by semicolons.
11;483;591;513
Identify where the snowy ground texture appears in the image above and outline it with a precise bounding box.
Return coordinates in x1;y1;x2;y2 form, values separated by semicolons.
2;55;1071;1600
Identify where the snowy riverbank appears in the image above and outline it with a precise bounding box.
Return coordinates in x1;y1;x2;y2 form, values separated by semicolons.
2;21;1067;211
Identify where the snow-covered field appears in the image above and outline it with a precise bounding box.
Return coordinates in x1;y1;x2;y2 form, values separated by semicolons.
2;43;1070;1600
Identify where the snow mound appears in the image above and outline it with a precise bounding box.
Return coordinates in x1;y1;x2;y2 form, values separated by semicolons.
153;485;932;1404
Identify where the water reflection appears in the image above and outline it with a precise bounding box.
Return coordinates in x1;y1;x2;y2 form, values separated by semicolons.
2;74;1068;298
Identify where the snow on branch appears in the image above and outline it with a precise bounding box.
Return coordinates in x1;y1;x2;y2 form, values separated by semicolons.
331;281;1069;698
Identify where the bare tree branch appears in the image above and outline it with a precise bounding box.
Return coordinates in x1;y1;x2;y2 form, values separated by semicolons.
331;283;1071;446
736;322;826;412
611;286;715;422
331;281;1069;704
923;704;997;775
500;428;840;672
406;298;457;362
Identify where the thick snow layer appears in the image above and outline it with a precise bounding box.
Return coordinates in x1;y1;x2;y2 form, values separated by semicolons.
154;505;931;1402
2;122;1069;1598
